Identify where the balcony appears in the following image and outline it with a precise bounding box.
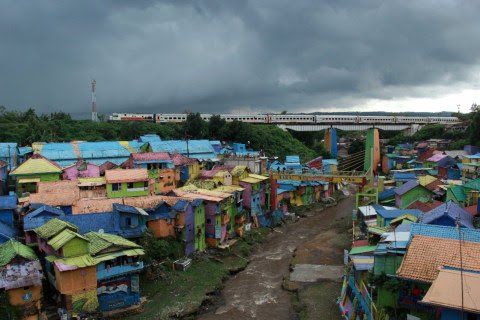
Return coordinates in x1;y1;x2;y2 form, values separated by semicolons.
97;261;144;280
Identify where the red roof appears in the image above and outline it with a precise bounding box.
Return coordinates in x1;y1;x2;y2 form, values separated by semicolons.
425;179;443;191
418;148;435;162
407;200;443;212
105;169;148;183
132;152;172;162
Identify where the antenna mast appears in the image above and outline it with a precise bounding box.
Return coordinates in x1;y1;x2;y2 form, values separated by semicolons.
91;79;98;122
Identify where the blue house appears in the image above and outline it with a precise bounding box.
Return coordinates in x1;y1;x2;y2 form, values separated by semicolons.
409;223;480;244
138;134;161;144
0;195;17;228
376;208;422;227
23;203;148;240
419;201;474;228
85;231;144;312
0;220;16;243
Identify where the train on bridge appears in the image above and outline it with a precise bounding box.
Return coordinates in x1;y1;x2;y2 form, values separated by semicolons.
109;113;459;125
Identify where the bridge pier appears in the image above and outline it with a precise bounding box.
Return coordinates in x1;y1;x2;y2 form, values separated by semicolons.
324;128;338;158
403;124;422;136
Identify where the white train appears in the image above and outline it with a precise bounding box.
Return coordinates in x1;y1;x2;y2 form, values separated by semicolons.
109;113;459;125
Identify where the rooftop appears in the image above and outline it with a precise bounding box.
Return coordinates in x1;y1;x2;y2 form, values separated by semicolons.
105;169;148;183
397;235;480;283
0;239;38;267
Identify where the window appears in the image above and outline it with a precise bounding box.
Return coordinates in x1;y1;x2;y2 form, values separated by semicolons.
126;217;132;226
144;181;148;188
112;183;120;191
127;182;134;189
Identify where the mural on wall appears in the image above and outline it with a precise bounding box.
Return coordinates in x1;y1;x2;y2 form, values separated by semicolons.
72;289;99;313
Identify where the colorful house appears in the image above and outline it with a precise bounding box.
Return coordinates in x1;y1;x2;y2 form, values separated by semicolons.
62;160;100;180
10;154;62;197
394;180;433;209
419;200;474;228
34;219;99;314
0;142;19;171
174;186;234;247
0;239;44;320
128;153;175;194
105;169;149;198
85;232;144;312
171;153;201;183
0;195;17;229
239;173;270;224
28;180;80;213
0;160;8;195
422;268;480;320
396;235;480;319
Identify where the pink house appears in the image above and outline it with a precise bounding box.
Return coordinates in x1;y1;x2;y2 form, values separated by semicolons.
62;160;100;180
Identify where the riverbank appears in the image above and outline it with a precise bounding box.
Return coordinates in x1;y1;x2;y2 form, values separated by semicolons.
124;196;352;320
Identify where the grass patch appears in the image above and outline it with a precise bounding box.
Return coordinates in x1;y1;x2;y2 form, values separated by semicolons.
297;281;342;320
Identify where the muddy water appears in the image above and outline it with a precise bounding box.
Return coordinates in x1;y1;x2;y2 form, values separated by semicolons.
197;197;354;320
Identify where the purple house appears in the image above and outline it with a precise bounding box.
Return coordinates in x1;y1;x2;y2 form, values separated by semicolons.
62;160;100;180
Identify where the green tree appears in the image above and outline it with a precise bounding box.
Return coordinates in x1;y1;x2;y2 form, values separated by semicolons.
469;103;480;146
208;114;227;140
183;113;208;139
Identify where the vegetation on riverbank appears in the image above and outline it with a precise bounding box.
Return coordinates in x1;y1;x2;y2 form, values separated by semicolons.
126;228;270;320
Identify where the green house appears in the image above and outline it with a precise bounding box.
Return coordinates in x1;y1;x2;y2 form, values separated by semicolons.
194;202;206;252
395;180;433;209
105;169;149;198
10;155;62;196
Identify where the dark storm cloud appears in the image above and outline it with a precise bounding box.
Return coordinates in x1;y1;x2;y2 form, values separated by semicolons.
1;0;479;116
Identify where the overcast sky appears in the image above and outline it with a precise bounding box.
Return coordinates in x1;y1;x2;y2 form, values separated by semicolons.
1;0;479;117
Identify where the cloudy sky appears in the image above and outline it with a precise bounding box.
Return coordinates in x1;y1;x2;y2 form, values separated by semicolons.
1;0;479;117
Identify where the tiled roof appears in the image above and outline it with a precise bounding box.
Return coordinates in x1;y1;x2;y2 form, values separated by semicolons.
34;218;78;239
0;195;17;210
0;239;38;267
409;223;480;243
10;155;62;175
105;169;148;183
231;165;248;177
420;201;474;228
394;180;426;196
397;235;480;283
29;180;80;206
72;197;121;214
131;152;172;162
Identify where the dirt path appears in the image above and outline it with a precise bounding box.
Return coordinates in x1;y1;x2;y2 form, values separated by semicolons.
197;197;354;320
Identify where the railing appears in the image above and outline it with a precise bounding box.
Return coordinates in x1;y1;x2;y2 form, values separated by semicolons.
97;261;144;280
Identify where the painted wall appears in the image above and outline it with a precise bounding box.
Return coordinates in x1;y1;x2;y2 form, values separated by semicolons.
54;266;97;295
63;163;100;180
194;204;206;251
395;187;432;209
107;181;149;198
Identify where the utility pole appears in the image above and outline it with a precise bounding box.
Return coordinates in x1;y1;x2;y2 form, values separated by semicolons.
91;79;98;122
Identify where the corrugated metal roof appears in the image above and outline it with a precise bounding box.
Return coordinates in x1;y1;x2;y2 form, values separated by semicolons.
149;140;217;160
410;223;480;243
10;156;62;175
420;200;474;228
0;240;38;267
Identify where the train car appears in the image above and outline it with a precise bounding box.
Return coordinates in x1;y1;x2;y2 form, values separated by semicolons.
315;115;358;123
270;114;315;124
109;113;155;121
155;114;188;123
220;114;267;123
